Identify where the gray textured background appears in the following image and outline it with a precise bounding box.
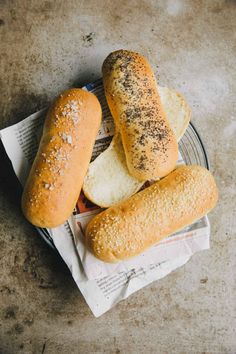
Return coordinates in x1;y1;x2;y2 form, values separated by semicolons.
0;1;236;353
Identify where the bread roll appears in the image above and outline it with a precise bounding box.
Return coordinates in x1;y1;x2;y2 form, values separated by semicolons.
86;165;218;263
22;88;102;228
102;50;178;181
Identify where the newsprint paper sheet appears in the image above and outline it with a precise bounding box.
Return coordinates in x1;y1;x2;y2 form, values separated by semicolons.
0;79;210;317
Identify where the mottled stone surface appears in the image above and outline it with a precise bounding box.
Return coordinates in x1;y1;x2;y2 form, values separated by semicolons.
0;1;236;353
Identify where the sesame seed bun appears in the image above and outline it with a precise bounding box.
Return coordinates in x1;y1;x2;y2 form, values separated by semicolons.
21;89;102;228
85;165;218;263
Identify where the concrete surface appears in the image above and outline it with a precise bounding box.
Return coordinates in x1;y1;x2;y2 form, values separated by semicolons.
0;0;236;353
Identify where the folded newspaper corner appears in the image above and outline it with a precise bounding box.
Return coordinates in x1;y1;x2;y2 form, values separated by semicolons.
0;79;210;317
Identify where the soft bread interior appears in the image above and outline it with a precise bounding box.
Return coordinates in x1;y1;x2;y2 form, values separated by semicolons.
83;86;191;207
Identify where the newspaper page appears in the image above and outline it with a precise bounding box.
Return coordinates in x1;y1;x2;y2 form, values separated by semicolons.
0;79;210;316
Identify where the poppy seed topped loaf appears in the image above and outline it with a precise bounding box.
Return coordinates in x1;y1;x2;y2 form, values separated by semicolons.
102;50;178;181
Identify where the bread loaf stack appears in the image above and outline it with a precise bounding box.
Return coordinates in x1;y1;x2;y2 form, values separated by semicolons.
21;50;218;265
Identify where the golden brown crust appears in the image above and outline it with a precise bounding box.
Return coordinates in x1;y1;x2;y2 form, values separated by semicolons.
21;88;102;228
85;165;218;263
102;50;178;181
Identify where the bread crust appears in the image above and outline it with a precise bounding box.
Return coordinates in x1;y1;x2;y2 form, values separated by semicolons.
102;50;178;181
21;88;102;228
85;165;218;263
